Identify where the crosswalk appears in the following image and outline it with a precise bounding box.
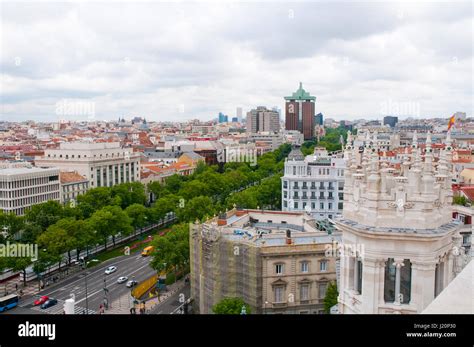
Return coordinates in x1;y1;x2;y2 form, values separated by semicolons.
19;296;96;315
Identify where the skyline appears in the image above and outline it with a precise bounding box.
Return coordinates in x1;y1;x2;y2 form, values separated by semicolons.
1;1;473;122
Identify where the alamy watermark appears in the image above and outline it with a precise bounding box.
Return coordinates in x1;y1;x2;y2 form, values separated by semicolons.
0;242;38;260
217;146;257;166
380;98;420;118
55;99;96;119
325;241;365;258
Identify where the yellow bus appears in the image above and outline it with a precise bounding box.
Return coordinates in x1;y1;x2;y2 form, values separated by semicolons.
141;246;154;257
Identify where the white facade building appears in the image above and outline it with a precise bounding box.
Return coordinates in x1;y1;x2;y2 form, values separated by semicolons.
0;164;60;216
282;146;346;220
35;142;141;188
334;131;470;314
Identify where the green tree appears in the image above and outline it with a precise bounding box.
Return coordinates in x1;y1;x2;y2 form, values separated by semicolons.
176;196;216;222
453;195;469;206
212;297;252;314
88;206;132;249
125;203;149;232
25;201;63;230
0;211;25;241
323;281;339;314
180;180;211;200
36;225;74;270
150;223;189;274
77;187;120;218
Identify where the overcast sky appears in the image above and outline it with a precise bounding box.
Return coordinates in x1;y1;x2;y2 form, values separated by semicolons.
1;1;472;123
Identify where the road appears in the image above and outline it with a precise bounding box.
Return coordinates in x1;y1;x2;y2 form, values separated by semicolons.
9;252;157;315
150;283;191;314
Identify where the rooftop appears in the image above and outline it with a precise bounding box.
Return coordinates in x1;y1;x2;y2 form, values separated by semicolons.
284;82;316;101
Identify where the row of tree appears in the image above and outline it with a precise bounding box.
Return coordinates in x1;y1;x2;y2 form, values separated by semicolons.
0;143;293;284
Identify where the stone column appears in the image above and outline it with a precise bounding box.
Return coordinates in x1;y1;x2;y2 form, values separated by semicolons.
411;260;437;312
393;259;404;305
353;257;359;291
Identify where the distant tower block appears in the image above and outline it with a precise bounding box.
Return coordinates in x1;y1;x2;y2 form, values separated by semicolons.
334;131;467;314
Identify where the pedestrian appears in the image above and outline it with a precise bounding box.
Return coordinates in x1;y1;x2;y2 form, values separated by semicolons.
15;283;18;291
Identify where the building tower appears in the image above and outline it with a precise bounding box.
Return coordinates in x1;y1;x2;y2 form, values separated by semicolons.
334;131;469;314
284;82;316;141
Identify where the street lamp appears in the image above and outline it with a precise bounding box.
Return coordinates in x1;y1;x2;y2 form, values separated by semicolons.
264;301;269;315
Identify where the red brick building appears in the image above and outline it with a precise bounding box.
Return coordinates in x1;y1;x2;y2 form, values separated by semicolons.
284;82;316;140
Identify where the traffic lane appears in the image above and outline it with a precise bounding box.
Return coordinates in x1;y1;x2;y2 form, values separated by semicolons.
26;253;155;306
49;255;152;305
151;283;191;314
78;260;157;310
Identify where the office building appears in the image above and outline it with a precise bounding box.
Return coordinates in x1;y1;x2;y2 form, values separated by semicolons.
285;82;316;140
0;163;60;216
246;106;280;134
35;142;141;188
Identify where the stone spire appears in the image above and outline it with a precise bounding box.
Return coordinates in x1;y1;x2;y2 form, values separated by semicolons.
412;130;418;148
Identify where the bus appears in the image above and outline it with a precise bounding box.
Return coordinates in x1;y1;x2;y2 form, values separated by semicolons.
0;294;19;312
141;246;154;257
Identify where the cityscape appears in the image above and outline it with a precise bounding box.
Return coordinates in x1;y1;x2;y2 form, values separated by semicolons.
0;1;472;345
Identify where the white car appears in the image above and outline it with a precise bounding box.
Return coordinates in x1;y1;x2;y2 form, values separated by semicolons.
105;266;117;275
117;276;128;284
126;280;138;288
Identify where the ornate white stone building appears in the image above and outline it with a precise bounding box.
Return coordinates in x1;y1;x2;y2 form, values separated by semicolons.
35;142;141;188
334;131;470;314
282;146;346;221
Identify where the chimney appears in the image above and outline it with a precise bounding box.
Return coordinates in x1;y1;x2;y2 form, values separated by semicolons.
286;229;292;245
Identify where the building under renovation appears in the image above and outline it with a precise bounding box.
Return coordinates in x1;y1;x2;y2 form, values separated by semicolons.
190;208;341;314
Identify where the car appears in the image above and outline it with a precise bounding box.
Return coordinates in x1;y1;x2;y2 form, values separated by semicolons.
34;295;49;306
126;280;138;288
105;266;117;275
40;298;58;309
117;276;128;284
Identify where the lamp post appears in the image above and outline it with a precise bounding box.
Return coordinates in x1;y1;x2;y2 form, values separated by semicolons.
264;301;269;315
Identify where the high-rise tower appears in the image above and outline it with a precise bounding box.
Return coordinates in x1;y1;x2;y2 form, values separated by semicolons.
284;82;316;140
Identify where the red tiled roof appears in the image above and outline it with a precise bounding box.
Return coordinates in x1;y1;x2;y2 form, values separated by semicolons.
60;171;87;184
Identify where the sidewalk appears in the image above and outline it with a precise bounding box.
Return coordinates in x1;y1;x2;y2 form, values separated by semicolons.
0;275;40;299
105;278;186;314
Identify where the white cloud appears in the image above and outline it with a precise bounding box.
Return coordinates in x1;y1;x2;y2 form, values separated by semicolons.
0;1;472;122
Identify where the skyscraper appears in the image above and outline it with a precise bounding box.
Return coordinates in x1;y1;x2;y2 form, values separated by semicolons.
246;106;280;134
236;107;243;122
218;112;228;123
284;82;316;140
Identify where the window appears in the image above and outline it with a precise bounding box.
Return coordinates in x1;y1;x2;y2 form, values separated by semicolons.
275;264;284;274
301;261;309;273
300;284;310;301
320;260;328;272
384;258;411;304
356;259;363;294
328;203;333;210
294;202;298;209
320;202;324;210
283;181;288;189
338;202;343;210
318;283;327;299
274;287;284;303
